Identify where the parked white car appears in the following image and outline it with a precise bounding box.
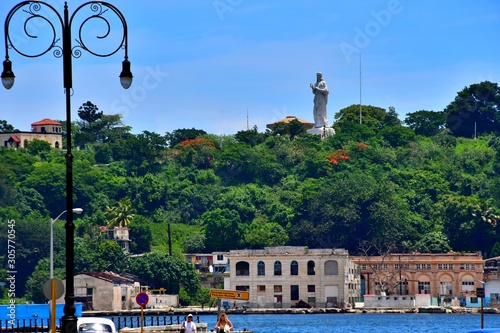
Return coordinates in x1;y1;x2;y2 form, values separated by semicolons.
77;317;117;333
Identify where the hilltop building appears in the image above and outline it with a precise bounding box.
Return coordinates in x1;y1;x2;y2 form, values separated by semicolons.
266;116;314;131
0;118;62;148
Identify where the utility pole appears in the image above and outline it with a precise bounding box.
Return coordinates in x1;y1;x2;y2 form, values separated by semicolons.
359;53;362;124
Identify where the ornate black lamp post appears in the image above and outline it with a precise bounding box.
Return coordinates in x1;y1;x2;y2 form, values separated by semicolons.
1;2;132;333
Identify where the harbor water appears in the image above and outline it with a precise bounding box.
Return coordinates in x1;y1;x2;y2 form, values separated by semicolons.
111;313;500;333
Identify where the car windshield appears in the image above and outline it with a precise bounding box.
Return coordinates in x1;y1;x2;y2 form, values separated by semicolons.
78;323;113;333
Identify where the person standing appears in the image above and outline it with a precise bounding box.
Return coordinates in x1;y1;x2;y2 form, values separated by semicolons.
215;312;233;333
180;314;197;333
310;72;329;128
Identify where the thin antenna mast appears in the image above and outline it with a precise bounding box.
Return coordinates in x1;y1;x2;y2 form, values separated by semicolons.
359;52;362;124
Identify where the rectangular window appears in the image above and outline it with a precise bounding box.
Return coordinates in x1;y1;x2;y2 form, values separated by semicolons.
217;255;224;261
471;297;478;304
361;264;366;270
308;285;315;292
257;285;266;292
235;285;249;291
438;264;443;270
291;285;299;301
418;281;430;294
462;281;475;293
274;285;282;293
440;282;452;295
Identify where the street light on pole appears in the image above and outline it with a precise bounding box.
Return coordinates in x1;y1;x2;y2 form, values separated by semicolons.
2;3;132;333
50;208;83;280
50;208;83;333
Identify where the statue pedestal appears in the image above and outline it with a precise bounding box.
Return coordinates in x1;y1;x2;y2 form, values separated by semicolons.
307;126;336;137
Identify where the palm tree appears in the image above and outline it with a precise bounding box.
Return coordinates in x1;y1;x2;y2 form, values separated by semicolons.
106;198;135;228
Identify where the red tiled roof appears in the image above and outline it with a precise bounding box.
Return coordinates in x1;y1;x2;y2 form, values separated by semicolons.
82;271;135;284
31;118;62;126
266;116;314;130
10;136;20;143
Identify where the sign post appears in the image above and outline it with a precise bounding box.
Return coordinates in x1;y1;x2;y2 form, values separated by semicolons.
210;289;250;321
209;289;249;300
135;292;149;333
477;287;485;329
43;279;64;333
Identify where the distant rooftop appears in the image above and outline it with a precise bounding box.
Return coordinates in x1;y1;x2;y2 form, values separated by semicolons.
266;116;314;130
31;118;61;126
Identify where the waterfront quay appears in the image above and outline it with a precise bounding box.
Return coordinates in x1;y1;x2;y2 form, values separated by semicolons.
82;306;500;318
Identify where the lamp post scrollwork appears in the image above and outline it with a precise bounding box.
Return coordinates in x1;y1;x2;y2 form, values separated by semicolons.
1;2;132;333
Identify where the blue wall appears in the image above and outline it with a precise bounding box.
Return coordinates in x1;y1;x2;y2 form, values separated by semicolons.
0;303;83;322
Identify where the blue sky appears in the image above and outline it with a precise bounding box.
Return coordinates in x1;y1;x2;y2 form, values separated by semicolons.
0;0;499;135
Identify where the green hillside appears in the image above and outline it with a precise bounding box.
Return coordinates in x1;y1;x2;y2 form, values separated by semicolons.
1;81;500;302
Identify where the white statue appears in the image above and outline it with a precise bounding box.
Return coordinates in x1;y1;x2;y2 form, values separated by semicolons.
310;72;329;128
307;72;335;137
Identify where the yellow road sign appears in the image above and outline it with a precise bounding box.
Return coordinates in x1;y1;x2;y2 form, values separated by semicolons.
210;289;249;300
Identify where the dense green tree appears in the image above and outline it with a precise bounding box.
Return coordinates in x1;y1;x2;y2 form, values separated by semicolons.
75;101;103;147
201;208;244;252
0;119;17;132
26;139;52;157
23;160;65;214
196;288;212;308
384;106;402;127
129;215;153;254
244;218;289;248
413;231;452;253
234;126;268;146
166;128;207;148
379;126;416;147
270;119;307;138
74;232;128;273
129;252;200;296
182;233;207;253
491;242;500;258
405;110;445;136
444;81;500;137
0;213;53;296
442;195;498;253
25;258;52;303
334;104;387;130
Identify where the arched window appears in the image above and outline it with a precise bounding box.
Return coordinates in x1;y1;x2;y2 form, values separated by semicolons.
274;261;282;276
235;261;249;276
55;141;60;148
257;261;265;276
307;260;315;275
324;260;339;275
290;260;299;275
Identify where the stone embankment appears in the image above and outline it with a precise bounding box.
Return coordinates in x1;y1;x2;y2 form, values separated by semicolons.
83;306;500;317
